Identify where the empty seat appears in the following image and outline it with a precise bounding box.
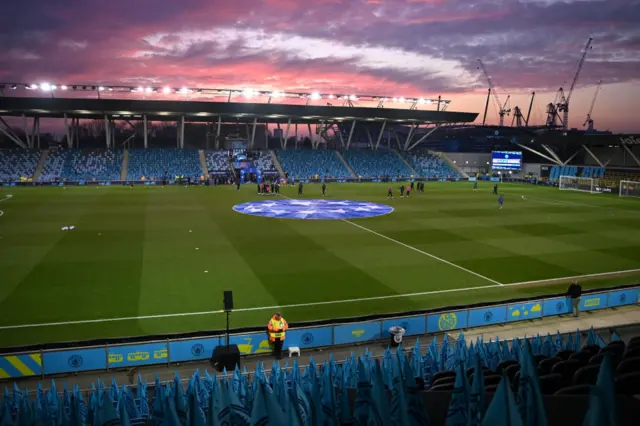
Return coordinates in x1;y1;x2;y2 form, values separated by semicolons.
533;354;548;366
538;357;562;376
581;344;601;357
431;370;456;384
505;364;521;383
572;365;600;386
555;349;575;360
429;383;455;392
616;356;640;376
482;375;501;387
614;372;640;395
554;384;593;396
568;351;591;363
624;347;640;359
496;360;519;375
484;384;499;393
431;376;456;388
600;344;625;359
551;360;585;385
539;374;563;395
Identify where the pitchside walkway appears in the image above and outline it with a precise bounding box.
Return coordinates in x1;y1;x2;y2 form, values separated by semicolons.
9;304;640;392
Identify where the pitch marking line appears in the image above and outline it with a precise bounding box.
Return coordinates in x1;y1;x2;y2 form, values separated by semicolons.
276;194;504;286
1;268;638;331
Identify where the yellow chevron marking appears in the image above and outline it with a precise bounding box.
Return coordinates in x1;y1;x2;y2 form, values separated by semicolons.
0;368;9;379
30;353;42;366
6;356;35;376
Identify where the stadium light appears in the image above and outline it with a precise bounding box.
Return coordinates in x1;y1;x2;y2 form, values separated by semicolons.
145;87;153;93
136;86;144;93
392;97;398;102
243;88;254;98
98;86;105;91
179;87;189;94
399;97;405;103
349;95;357;101
162;87;171;94
328;94;334;99
10;84;17;89
418;98;425;104
39;83;52;91
29;84;38;89
60;85;68;90
310;92;321;100
270;91;282;98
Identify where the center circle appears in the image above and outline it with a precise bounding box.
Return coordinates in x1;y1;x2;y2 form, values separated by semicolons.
232;199;394;220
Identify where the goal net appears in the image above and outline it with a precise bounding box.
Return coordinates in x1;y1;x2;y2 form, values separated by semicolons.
558;175;602;194
619;180;640;198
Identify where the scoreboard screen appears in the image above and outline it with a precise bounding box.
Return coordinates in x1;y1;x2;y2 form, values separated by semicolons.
492;151;522;171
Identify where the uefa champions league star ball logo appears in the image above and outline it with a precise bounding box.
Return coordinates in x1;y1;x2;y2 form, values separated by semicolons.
232;199;394;220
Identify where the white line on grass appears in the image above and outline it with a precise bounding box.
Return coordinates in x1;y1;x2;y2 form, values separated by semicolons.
277;194;504;286
1;268;638;331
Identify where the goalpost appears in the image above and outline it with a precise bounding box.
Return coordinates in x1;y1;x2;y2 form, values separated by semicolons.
558;175;603;194
619;180;640;198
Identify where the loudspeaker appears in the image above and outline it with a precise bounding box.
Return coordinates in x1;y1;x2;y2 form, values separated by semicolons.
212;345;240;371
223;290;234;311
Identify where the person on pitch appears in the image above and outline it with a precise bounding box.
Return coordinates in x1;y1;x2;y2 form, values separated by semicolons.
493;182;498;195
387;186;393;199
322;182;327;196
473;180;478;191
406;184;411;198
498;193;504;209
400;184;405;198
298;181;303;196
267;312;289;359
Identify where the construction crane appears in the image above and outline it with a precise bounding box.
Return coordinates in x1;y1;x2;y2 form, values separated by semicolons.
511;92;536;127
583;80;602;131
555;37;593;130
477;59;511;126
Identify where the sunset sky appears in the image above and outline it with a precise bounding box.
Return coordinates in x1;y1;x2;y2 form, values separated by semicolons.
1;0;639;133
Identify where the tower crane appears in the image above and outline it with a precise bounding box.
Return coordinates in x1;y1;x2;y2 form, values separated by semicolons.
554;37;593;130
583;80;601;131
477;59;511;126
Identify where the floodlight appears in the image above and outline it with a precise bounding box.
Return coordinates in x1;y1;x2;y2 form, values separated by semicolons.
399;97;405;102
179;87;189;94
29;84;38;89
162;87;171;94
51;85;57;90
10;84;17;89
310;92;321;100
349;95;357;101
418;98;425;104
270;91;281;98
145;87;153;93
243;88;254;98
108;87;113;91
60;85;68;90
328;94;334;99
98;86;105;91
392;97;398;102
40;83;52;91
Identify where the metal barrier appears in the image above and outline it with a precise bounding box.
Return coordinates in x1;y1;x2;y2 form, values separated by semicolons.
1;286;637;379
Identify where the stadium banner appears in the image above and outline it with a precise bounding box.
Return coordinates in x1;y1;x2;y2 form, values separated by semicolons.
108;343;168;368
333;321;382;345
43;348;106;375
468;306;507;328
169;337;222;363
0;353;42;378
426;310;468;333
283;327;333;350
580;293;608;312
606;289;638;308
506;301;543;322
381;315;426;337
542;297;572;317
229;333;273;355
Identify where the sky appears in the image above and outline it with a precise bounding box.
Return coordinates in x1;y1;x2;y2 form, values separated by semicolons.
1;0;639;133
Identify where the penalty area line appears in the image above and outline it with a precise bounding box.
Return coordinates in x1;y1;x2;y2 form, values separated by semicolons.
0;268;638;330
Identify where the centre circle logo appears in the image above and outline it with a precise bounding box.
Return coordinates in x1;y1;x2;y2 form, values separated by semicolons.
191;344;205;356
232;199;393;220
68;355;83;369
301;333;314;345
484;311;493;323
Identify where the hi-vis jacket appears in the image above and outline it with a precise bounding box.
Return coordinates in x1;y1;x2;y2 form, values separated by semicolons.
268;316;289;341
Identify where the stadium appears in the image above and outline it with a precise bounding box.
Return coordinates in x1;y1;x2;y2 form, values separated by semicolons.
1;80;640;424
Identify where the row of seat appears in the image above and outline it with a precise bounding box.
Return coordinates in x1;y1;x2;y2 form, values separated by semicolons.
275;149;350;179
0;149;40;181
341;150;414;178
127;149;202;180
402;151;459;179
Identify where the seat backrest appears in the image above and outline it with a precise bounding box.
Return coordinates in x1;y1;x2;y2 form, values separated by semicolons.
581;344;601;356
496;359;519;375
538;374;563;395
505;364;521;382
568;351;591;363
431;370;456;384
616;356;640;376
553;384;592;396
431;375;456;388
614;371;640;395
538;357;562;375
624;346;640;359
572;364;600;386
555;349;575;360
429;383;455;392
551;360;585;381
481;375;501;386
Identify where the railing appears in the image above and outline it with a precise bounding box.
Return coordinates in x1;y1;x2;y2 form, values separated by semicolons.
1;286;637;380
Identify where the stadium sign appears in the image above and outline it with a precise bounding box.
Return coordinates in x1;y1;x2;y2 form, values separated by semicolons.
620;136;640;145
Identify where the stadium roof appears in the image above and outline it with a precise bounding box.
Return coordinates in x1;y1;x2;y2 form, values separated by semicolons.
0;97;478;125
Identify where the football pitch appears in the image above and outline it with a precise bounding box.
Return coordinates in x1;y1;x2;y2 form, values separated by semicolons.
1;182;639;348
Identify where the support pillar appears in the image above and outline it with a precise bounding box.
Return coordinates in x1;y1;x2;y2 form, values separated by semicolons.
36;117;40;149
346;120;356;150
143;115;148;149
23;114;31;148
250;118;257;149
582;144;605;168
375;121;386;150
180;116;185;149
66;114;73;148
622;143;640;167
215;116;222;149
104;114;110;148
307;124;312;149
283;119;291;149
277;122;283;148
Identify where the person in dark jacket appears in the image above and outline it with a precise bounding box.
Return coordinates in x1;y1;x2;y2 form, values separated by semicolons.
568;281;582;317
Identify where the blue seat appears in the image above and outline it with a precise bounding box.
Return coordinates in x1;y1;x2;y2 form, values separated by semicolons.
341;150;413;178
128;149;203;180
60;149;123;181
402;151;459;179
276;150;349;179
0;149;40;181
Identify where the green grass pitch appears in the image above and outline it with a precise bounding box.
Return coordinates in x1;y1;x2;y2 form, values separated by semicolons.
1;182;639;348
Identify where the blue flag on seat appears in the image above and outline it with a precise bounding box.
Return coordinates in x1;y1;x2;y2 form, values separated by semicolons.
250;378;285;426
582;352;620;426
481;375;523;426
445;362;469;426
517;342;548;426
468;355;486;426
95;391;119;426
119;393;132;426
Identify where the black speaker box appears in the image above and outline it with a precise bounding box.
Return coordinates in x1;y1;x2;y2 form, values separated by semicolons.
223;290;234;311
212;345;240;371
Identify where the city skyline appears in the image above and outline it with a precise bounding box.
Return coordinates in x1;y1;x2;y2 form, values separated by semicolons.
1;0;639;132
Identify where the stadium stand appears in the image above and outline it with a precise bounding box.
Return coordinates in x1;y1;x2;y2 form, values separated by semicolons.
403;151;460;179
276;149;350;179
61;149;124;181
342;150;414;178
252;151;276;172
128;148;202;180
38;149;68;182
0;327;636;425
0;149;40;181
205;150;231;174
